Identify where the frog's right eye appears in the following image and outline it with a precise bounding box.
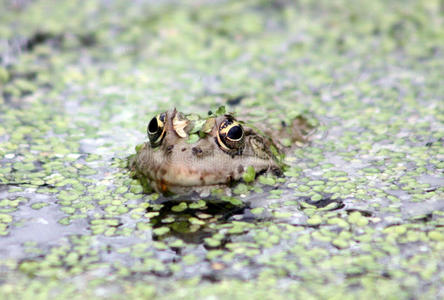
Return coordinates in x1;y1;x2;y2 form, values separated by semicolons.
147;113;166;147
217;116;245;154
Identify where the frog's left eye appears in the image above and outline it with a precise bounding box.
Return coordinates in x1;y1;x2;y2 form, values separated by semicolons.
217;117;244;153
147;113;166;147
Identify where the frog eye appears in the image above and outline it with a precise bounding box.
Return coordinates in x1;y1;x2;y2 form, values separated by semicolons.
147;113;166;147
217;117;245;153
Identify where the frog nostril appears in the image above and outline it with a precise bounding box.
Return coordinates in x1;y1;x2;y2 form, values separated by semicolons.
166;145;174;154
192;147;203;156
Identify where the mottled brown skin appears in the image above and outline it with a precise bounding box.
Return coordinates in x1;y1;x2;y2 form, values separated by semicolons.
130;109;282;195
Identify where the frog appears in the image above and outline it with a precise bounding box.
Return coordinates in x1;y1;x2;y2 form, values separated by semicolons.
129;107;315;196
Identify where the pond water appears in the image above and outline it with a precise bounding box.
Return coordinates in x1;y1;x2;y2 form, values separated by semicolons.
0;0;443;298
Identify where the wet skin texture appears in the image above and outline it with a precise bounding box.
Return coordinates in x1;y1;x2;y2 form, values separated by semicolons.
130;108;285;195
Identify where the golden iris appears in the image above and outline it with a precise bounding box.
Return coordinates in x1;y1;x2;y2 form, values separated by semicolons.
217;116;244;154
147;113;166;147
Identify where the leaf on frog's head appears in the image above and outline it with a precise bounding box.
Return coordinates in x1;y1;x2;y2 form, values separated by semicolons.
201;117;215;134
208;106;226;117
186;134;199;144
215;106;226;116
173;112;190;138
190;119;207;134
186;113;200;121
209;106;238;119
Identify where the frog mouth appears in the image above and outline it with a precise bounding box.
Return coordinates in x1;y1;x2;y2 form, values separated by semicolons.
151;164;281;195
153;178;227;196
153;172;232;194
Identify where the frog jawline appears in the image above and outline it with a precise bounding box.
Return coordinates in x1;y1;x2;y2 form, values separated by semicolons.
152;181;231;198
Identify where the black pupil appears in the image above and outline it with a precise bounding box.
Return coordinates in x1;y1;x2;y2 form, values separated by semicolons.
227;125;242;140
148;117;158;133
